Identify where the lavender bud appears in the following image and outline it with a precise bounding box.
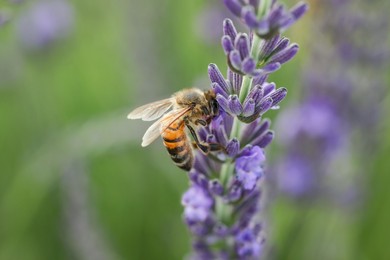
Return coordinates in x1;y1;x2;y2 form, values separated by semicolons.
235;33;250;59
209;179;224;196
291;2;309;20
229;69;243;94
259;34;281;60
252;130;274;148
242;98;255;117
226;138;240;157
223;18;238;40
271;37;290;56
252;119;271;140
229;50;242;71
256;97;273;115
247;85;264;104
242;6;259;29
216;94;231;113
268;5;284;26
268;44;299;64
208;64;230;94
241;57;256;75
263;82;276;96
223;0;242;17
221;35;234;54
227;184;243;202
212;82;229;98
252;75;268;86
262;62;281;73
206;134;218;144
269;87;287;106
228;95;243;115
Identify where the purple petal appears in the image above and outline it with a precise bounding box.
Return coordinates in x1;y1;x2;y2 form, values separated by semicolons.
247;84;264;104
226;138;240;157
227;184;242;202
290;2;309;20
242;98;255;117
223;0;243;17
221;35;234;54
252;75;268;86
256;97;273;114
255;19;270;35
228;68;243;94
235;33;250;59
229;50;242;70
269;87;287;106
259;34;281;59
263;82;276;96
208;63;230;94
212;82;229;98
228;94;243;115
223;18;238;40
268;44;299;64
209;179;224;196
216;94;231;113
268;4;284;27
242;6;259;29
252;130;274;148
262;62;281;73
242;57;256;74
271;37;290;55
252;119;271;140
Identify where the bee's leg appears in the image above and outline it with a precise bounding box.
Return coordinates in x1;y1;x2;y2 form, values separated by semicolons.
194;119;207;126
185;122;210;154
208;143;225;152
185;119;225;154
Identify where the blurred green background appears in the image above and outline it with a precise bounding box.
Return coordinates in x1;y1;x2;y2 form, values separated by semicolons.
0;0;389;259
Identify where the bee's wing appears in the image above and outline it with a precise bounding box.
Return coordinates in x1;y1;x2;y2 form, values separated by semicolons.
141;107;191;147
127;98;174;121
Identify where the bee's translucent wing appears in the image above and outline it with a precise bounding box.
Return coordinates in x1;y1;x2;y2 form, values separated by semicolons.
141;108;191;147
127;98;174;121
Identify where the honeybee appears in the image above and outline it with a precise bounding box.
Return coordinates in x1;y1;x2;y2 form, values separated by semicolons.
127;88;222;171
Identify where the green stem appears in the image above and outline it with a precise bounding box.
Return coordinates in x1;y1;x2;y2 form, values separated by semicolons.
258;0;271;18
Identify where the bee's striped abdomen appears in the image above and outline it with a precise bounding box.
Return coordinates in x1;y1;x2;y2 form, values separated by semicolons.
162;120;193;171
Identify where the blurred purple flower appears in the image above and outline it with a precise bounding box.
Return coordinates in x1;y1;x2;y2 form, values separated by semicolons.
273;0;389;203
16;0;74;50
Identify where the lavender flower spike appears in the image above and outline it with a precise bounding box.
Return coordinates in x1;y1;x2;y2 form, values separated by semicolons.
224;0;308;38
181;0;307;259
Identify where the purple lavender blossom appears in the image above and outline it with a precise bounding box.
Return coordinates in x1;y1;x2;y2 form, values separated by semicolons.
16;0;74;50
273;0;389;204
221;19;298;79
224;0;308;38
182;185;213;223
180;0;308;258
236;145;265;190
235;224;265;258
